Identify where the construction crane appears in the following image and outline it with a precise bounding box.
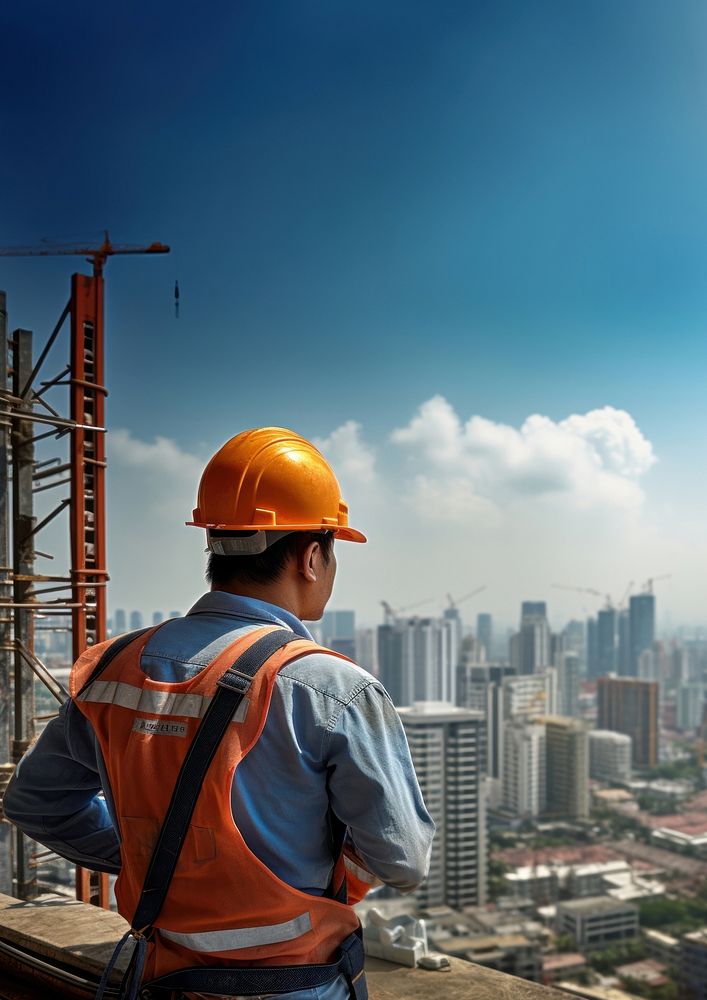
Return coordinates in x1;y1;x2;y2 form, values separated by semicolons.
380;597;434;625
0;231;169;276
551;583;612;607
617;580;634;610
642;574;671;594
446;585;486;611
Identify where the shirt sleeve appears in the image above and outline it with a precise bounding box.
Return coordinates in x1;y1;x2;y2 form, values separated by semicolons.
323;682;435;893
3;700;122;874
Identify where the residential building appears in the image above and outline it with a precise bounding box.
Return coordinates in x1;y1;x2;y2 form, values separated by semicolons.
558;652;580;717
629;593;656;678
537;715;589;819
355;627;377;676
502;719;546;818
680;927;707;1000
456;663;514;779
398;702;487;909
597;676;659;768
555;896;638;952
589;730;632;783
677;683;705;732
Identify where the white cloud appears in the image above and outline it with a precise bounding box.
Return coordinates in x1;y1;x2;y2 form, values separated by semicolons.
391;396;656;517
109;429;203;481
314;420;376;487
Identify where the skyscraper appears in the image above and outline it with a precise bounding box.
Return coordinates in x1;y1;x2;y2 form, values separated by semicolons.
597;608;616;677
113;609;127;635
617;610;631;677
129;610;143;631
586;617;598;680
537;716;589;819
597;677;659;768
321;609;356;660
398;703;487;909
511;601;551;675
476;613;493;660
377;616;457;707
629;594;656;678
152;611;164;626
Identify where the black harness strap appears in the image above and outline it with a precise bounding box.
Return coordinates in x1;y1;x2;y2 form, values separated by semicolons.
131;627;298;935
143;927;367;997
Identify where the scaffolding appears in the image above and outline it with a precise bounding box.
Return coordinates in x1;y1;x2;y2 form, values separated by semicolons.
0;236;168;908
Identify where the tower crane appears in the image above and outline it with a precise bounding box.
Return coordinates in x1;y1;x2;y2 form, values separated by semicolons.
551;583;613;607
0;231;169;276
642;574;671;595
380;597;434;625
446;585;486;611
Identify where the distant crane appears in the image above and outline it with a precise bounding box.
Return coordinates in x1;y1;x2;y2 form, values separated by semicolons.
642;574;671;595
380;597;434;626
552;583;612;607
0;231;170;277
446;585;487;611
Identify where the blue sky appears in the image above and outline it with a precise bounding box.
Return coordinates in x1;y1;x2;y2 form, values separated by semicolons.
1;2;706;627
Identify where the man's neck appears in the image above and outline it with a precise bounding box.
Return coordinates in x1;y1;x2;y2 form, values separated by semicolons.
210;584;302;620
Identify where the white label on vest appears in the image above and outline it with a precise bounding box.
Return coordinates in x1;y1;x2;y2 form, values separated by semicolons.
132;717;188;738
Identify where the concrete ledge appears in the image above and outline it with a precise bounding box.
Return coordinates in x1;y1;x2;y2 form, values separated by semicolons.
0;893;572;999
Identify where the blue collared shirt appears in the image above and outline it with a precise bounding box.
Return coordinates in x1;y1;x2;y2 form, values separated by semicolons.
5;591;434;898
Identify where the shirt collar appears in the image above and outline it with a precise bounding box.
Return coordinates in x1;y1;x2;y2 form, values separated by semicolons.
186;591;315;640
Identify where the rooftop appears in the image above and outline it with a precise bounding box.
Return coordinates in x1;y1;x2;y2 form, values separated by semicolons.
557;895;637;915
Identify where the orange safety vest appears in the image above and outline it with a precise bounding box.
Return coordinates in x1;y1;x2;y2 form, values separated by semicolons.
70;624;377;983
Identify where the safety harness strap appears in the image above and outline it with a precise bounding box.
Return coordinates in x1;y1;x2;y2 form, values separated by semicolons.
131;627;298;935
142;927;367;998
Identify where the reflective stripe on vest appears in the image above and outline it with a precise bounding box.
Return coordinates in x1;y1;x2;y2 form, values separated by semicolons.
159;912;312;953
344;855;379;887
78;680;249;723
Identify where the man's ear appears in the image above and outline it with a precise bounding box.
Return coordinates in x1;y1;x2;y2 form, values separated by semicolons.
300;540;319;583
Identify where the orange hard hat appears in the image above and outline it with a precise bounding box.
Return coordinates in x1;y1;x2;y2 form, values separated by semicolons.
187;427;366;544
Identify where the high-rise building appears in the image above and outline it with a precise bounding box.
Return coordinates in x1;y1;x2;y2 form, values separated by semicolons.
152;611;164;626
589;730;632;783
676;684;705;732
597;608;616;677
537;716;589;819
113;609;127;635
586;617;598;679
558;652;580;718
168;610;181;620
512;602;551;675
617;610;630;676
354;628;377;676
377;616;457;707
321;609;356;659
629;593;656;678
562;619;585;664
680;928;707;1000
476;613;493;660
503;719;546;818
502;671;558;720
457;663;515;779
597;677;659;768
398;702;487;909
129;610;143;631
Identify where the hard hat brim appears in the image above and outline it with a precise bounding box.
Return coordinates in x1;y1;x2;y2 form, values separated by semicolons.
187;521;367;544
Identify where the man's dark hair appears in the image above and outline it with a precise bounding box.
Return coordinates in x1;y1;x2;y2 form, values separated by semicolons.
206;531;334;588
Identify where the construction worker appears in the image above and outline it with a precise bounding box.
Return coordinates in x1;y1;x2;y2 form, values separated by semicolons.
5;427;435;1000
